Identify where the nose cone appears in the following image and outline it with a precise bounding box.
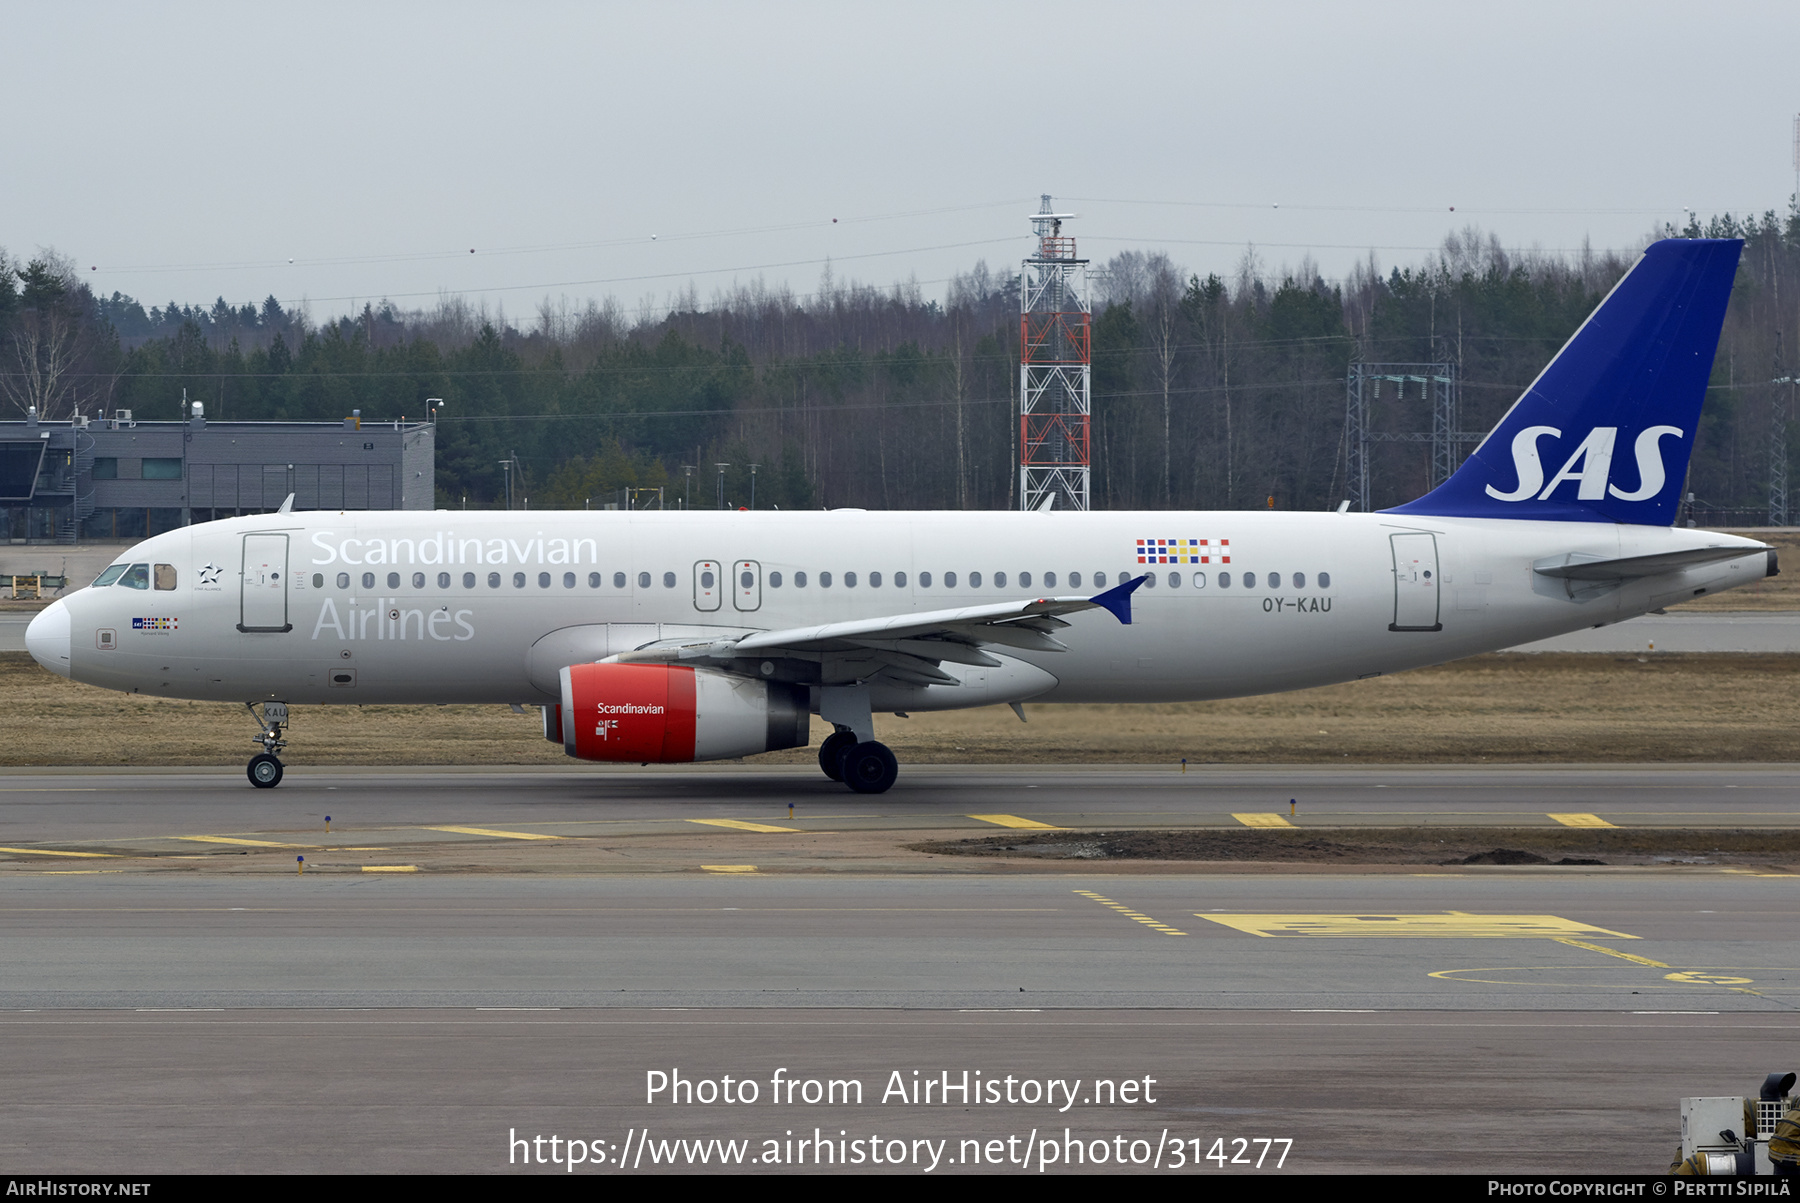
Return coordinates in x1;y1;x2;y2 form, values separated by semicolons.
26;599;72;678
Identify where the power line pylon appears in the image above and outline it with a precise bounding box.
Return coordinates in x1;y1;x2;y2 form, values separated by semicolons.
1018;195;1090;511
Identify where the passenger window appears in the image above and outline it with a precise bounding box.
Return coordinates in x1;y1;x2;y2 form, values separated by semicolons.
662;572;676;588
1168;572;1180;589
1295;572;1307;588
120;564;150;589
1268;573;1281;588
869;571;882;587
1242;573;1255;588
637;572;651;588
1091;572;1103;587
1067;571;1079;588
769;571;783;587
994;571;1007;588
589;572;602;587
944;571;956;587
820;572;833;587
1219;572;1231;588
362;572;375;589
387;572;400;589
153;564;177;590
614;572;627;588
91;564;127;587
1019;571;1031;588
489;572;502;588
538;572;551;588
1192;572;1206;588
1319;571;1332;588
893;571;906;587
563;572;575;588
919;571;932;587
463;572;476;588
412;572;426;589
969;571;982;587
844;572;856;587
437;572;451;588
338;572;351;589
701;570;715;588
514;572;527;588
1141;573;1155;588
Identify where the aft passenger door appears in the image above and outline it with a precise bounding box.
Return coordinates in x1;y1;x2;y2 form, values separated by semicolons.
239;533;293;633
1389;532;1442;632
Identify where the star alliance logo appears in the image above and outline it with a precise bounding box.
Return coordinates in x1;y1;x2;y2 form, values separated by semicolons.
198;563;223;587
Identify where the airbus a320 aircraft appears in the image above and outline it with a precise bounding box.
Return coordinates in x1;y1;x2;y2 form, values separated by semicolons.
24;238;1775;793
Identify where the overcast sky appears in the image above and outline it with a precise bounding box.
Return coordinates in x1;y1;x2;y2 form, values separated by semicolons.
7;1;1799;323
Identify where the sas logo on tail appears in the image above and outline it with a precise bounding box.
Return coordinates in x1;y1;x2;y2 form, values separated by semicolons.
1486;425;1682;502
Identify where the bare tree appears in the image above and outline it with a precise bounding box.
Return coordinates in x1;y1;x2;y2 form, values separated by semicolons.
1143;253;1185;505
2;252;111;420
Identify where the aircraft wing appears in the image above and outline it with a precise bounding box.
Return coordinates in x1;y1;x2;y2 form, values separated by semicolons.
611;575;1146;687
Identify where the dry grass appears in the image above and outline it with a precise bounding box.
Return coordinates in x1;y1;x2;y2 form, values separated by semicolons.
3;650;1799;767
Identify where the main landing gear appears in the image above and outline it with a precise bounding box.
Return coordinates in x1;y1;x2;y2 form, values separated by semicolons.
818;727;898;794
246;701;288;789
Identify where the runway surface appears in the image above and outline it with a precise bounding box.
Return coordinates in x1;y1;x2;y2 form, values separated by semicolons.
5;871;1795;1011
2;1009;1789;1174
3;764;1795;1174
3;764;1800;850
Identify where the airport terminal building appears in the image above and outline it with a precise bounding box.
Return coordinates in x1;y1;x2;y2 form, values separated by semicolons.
0;409;435;543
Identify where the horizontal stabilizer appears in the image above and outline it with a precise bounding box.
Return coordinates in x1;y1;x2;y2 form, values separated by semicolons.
1532;545;1771;582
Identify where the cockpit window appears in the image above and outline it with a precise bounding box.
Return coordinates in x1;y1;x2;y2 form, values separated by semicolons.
153;564;176;590
119;564;150;590
91;564;127;587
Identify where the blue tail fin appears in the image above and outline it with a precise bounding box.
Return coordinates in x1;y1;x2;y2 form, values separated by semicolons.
1386;238;1741;525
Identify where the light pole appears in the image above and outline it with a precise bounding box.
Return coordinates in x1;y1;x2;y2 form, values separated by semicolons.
715;463;729;510
682;465;694;510
748;463;759;510
499;456;513;510
426;397;445;423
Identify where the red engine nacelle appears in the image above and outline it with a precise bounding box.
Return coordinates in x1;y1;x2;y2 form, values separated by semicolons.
557;662;810;763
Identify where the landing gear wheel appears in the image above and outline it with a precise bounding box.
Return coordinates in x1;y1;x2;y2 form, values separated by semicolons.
247;753;284;789
840;741;898;794
818;731;856;781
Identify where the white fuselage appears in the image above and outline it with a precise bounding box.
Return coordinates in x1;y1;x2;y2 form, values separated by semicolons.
33;509;1773;710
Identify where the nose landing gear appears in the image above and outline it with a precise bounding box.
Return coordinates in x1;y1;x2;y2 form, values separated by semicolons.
246;701;288;789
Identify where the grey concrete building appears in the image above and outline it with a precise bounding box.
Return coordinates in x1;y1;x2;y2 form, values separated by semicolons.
0;407;435;544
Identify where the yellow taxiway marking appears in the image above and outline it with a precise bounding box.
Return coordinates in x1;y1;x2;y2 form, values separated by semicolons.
1548;812;1616;828
688;819;799;834
702;865;758;873
1551;937;1669;967
361;866;419;873
0;846;119;858
968;814;1063;830
1232;813;1295;828
176;835;301;848
1201;913;1639;939
424;825;559;841
1073;890;1186;936
1664;971;1755;985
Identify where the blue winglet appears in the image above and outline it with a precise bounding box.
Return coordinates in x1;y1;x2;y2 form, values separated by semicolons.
1090;574;1147;625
